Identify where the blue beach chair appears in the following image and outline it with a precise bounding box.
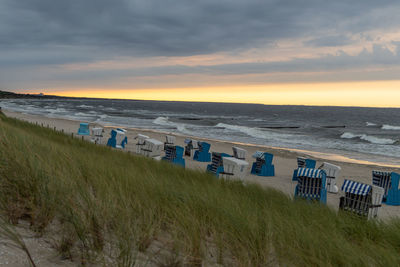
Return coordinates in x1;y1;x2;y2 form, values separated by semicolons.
250;151;275;177
294;168;327;204
340;179;384;219
206;152;231;177
162;145;185;167
107;129;128;149
77;123;90;135
292;157;316;181
372;171;400;205
193;142;211;162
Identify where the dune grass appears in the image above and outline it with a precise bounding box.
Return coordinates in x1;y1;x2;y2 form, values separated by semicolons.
0;113;400;266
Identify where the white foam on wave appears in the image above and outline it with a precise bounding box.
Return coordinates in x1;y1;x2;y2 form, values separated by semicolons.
77;104;94;108
153;116;192;134
382;124;400;130
341;132;396;145
366;122;377;126
216;122;293;140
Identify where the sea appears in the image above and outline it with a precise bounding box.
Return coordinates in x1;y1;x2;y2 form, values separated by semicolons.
1;98;400;167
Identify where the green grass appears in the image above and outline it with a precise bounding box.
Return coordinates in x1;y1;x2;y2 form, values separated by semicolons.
0;113;400;266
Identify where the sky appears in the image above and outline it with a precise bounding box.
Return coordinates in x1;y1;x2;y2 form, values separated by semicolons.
1;0;400;107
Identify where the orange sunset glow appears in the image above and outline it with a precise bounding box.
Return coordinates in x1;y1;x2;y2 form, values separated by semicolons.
45;81;400;107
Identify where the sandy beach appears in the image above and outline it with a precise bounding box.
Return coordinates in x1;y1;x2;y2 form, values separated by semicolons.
4;109;400;219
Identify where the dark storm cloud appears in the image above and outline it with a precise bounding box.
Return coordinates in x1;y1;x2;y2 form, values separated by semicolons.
1;0;399;56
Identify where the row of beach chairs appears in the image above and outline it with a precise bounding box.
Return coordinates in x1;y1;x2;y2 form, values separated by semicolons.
292;157;400;219
78;123;399;219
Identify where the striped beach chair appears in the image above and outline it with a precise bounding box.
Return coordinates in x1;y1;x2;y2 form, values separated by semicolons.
206;152;231;177
221;157;249;181
135;134;149;153
164;135;176;150
294;168;327;204
340;179;384;219
250;151;275;176
184;139;198;157
77;122;90;135
372;171;400;205
193;142;211;162
318;162;341;193
232;146;247;160
162;145;185;167
292;157;316;181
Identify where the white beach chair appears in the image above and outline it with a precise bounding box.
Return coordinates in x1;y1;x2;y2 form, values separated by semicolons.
91;127;104;144
340;179;384;219
318;162;341;193
232;146;247;160
115;128;127;149
135;134;149;153
140;138;163;159
221;157;249;181
164;135;176;150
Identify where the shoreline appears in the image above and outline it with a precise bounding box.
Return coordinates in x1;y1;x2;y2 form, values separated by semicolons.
3;109;400;219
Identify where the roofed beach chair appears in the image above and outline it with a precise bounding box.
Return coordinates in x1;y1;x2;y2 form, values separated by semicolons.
292;157;316;181
193;141;211;162
250;151;275;177
339;179;384;219
232;146;247;160
220;157;249;181
318;162;341;193
135;134;149;153
164;135;176;150
162;145;185;167
140;138;163;159
77;122;90;135
107;128;128;149
91;127;104;144
206;152;231;177
184;139;198;157
372;171;400;205
294;168;327;204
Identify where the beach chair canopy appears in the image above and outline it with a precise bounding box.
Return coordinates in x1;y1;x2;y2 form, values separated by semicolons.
232;146;246;160
372;171;391;195
92;127;103;136
165;135;176;144
78;122;90;135
319;162;341;177
341;179;371;196
297;168;325;179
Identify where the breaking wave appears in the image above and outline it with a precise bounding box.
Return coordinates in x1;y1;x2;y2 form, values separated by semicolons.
153;117;192;134
382;124;400;130
341;132;396;145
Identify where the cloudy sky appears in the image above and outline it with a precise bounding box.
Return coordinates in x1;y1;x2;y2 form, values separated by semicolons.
1;0;400;106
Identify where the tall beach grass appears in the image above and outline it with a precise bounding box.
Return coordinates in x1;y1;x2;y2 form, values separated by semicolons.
0;113;400;266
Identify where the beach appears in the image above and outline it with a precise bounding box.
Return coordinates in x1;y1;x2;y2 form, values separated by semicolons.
4;109;400;219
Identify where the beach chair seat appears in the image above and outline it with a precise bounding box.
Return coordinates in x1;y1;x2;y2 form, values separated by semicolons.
250;151;275;177
193;141;211;162
135;134;149;153
77;122;90;135
318;162;341;193
162;145;185;167
372;171;400;205
232;146;247;160
140;138;163;158
339;179;384;219
294;168;327;204
184;139;198;157
221;157;249;181
206;152;231;177
91;127;103;144
107;128;128;149
292;157;316;181
164;135;176;150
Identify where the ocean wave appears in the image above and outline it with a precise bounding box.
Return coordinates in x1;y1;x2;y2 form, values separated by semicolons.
77;104;94;108
216;123;293;140
153;116;192;134
366;122;377;126
382;124;400;130
341;132;396;145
